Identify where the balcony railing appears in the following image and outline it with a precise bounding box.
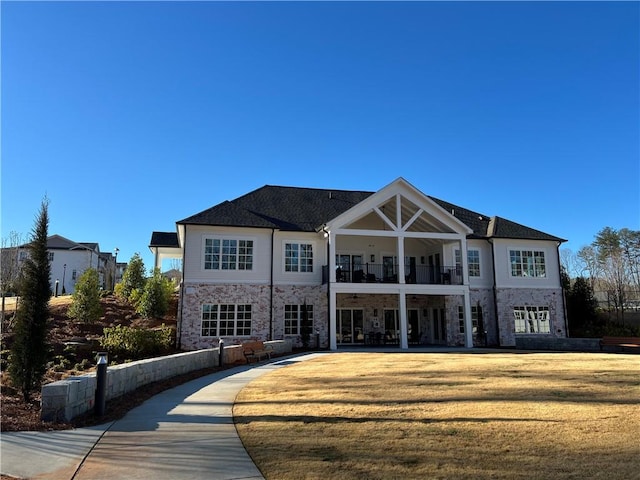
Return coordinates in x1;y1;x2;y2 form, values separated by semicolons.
330;263;463;285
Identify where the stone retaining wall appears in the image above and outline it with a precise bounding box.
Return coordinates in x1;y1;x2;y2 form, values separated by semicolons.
41;340;292;422
515;336;601;352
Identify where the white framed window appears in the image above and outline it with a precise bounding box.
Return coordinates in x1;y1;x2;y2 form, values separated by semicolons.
18;251;28;261
458;306;479;334
204;238;254;271
285;243;313;273
201;304;252;337
513;306;550;334
510;249;546;278
48;252;54;262
284;304;314;335
454;249;481;277
72;269;77;280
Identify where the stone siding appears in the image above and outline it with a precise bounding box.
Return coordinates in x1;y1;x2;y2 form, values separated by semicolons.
180;283;328;350
496;287;566;347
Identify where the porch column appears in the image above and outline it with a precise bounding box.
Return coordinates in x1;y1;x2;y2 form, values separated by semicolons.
460;236;469;286
399;293;408;349
397;234;406;283
329;289;337;350
463;288;473;348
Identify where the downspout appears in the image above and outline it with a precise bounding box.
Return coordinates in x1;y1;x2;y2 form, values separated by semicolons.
322;225;330;350
487;238;501;346
557;241;569;337
269;228;275;341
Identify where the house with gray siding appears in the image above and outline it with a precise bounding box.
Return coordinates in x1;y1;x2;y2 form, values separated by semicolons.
150;178;567;351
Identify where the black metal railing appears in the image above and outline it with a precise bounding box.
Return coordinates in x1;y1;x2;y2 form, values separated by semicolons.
330;263;463;285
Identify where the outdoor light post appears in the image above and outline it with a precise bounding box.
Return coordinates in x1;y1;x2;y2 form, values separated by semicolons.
95;352;108;417
113;247;119;289
62;264;67;295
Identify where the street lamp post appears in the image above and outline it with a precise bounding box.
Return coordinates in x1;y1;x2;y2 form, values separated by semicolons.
113;248;119;290
62;264;67;295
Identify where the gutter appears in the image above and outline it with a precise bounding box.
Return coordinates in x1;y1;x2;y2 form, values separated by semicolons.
322;225;330;349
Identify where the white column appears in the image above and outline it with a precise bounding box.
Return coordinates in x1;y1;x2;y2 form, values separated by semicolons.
463;289;473;348
399;293;408;349
329;289;337;350
397;234;405;283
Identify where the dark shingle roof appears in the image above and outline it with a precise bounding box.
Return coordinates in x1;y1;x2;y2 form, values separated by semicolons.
489;216;566;242
178;185;565;242
178;186;373;232
149;231;180;248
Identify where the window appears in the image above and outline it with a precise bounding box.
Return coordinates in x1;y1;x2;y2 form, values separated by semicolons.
284;304;314;335
285;243;313;272
48;252;54;262
458;306;479;334
204;238;253;270
454;249;481;277
201;304;252;337
513;306;550;334
510;249;546;277
18;251;27;261
72;269;77;280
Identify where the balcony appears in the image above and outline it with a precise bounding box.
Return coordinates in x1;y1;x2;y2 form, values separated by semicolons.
327;263;463;285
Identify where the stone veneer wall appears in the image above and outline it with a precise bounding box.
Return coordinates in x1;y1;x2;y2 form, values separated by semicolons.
495;287;566;347
446;289;497;347
180;283;329;351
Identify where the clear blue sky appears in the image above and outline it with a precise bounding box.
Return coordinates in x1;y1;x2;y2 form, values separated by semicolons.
2;1;638;273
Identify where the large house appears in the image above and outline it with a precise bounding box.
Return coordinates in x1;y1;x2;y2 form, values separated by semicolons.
2;235;121;295
150;178;567;351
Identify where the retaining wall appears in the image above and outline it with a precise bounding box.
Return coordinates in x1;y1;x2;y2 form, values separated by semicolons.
41;340;292;422
515;337;601;352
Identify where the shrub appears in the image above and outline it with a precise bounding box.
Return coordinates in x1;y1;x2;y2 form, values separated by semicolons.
136;269;174;318
67;269;102;323
100;324;174;360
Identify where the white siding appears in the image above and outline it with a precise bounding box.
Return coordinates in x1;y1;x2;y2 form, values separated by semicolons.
492;239;561;289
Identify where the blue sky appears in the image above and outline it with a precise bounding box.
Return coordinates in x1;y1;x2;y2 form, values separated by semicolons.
2;1;638;273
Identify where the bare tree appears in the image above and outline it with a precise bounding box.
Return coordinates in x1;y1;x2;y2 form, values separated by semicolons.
1;231;26;322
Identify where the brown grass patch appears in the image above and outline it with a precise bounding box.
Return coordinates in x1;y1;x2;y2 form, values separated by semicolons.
234;352;640;480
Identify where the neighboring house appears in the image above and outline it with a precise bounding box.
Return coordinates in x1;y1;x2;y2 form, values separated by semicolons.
8;234;121;294
151;178;567;351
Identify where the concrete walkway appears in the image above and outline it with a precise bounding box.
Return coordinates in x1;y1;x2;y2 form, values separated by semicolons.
1;353;327;480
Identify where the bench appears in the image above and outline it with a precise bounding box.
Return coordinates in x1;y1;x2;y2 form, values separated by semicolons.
599;336;640;353
242;340;274;363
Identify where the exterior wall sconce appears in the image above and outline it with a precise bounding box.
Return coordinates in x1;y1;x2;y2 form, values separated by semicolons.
370;254;375;262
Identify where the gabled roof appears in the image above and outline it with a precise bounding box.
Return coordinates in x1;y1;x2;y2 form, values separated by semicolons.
177;184;565;242
149;231;180;248
20;234;100;251
178;186;373;232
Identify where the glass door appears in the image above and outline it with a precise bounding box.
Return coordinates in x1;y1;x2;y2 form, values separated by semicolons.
407;309;420;344
337;309;364;344
336;254;363;283
384;309;399;344
430;307;446;345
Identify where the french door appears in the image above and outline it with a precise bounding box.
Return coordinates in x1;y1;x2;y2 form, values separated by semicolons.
337;309;364;344
430;308;446;344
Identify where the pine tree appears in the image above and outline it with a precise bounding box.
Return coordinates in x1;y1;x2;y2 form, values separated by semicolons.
116;252;146;300
9;198;52;402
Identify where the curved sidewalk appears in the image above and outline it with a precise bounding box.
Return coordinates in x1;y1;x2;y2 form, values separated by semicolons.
1;352;327;480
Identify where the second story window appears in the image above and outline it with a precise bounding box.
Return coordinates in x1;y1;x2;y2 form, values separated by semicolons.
510;249;545;278
454;249;481;277
285;243;313;273
48;252;54;262
204;238;253;271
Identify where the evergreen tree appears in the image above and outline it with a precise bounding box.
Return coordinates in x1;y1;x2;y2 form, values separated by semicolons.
9;199;52;402
566;276;599;335
67;268;102;323
136;268;174;318
116;252;146;300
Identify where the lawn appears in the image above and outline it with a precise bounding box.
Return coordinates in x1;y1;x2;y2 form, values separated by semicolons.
234;352;639;480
